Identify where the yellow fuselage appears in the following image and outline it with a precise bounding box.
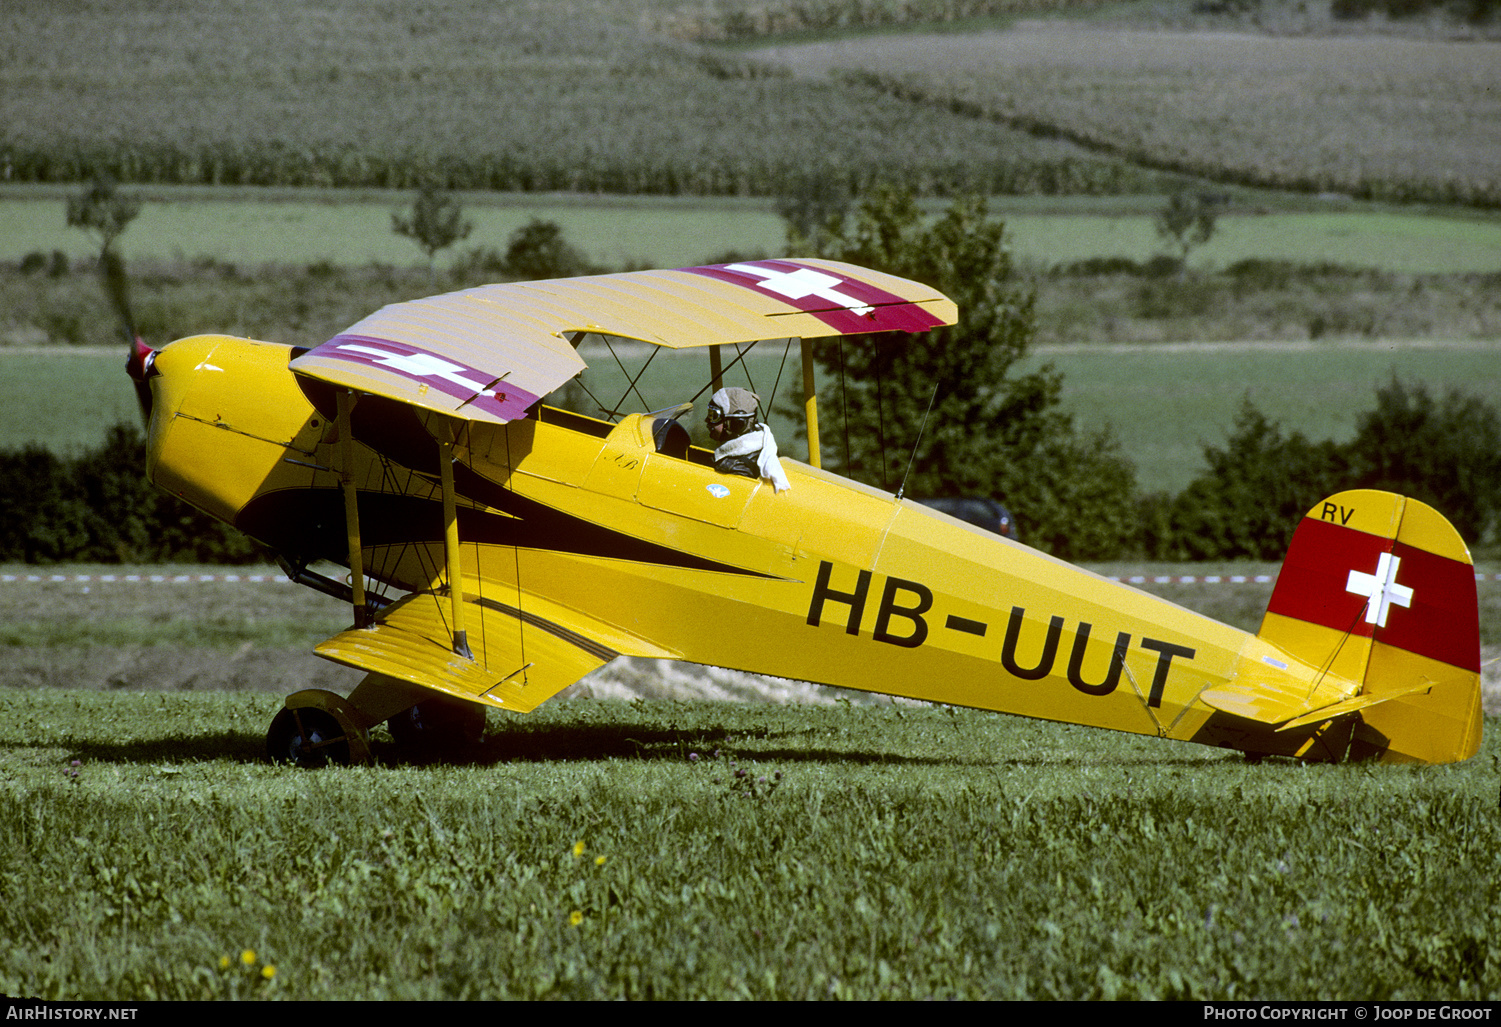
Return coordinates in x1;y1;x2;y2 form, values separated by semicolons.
146;334;1358;761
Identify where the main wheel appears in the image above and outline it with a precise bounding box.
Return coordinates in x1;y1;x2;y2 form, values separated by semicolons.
266;706;353;767
387;695;487;753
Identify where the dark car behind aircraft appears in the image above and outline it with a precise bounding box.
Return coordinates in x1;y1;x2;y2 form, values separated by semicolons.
914;497;1019;541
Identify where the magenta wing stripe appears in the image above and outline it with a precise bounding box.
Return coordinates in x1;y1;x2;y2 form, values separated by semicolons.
308;335;541;421
681;260;948;334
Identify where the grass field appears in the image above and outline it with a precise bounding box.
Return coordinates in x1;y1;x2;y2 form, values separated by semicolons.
7;186;1501;273
1;688;1496;1000
1014;340;1501;494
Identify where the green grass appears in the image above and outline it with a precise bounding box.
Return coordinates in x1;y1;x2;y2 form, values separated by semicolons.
8;187;1501;273
1;689;1496;1000
1016;341;1501;494
0;189;789;272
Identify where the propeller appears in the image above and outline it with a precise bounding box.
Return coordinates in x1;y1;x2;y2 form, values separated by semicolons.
105;247;156;423
125;334;157;423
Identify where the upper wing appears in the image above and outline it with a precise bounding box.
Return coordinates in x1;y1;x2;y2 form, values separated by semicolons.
288;258;958;425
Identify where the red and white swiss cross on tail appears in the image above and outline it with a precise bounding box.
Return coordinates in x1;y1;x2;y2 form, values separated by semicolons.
1265;494;1480;672
682;259;950;336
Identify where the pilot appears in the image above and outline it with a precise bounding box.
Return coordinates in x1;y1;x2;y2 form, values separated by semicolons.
706;387;790;492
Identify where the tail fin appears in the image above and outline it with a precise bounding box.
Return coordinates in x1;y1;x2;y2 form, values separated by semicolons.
1259;490;1482;764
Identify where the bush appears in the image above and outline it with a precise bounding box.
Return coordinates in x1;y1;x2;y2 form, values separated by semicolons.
0;425;263;564
794;185;1139;560
1346;377;1501;547
1161;400;1348;560
499;219;596;281
1153;381;1501;559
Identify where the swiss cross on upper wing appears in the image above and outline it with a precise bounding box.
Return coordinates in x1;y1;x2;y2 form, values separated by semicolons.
303;335;539;421
1267;516;1478;671
681;259;949;335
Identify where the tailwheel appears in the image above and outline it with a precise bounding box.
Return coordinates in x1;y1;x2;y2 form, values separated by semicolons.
266;689;372;767
388;694;488;753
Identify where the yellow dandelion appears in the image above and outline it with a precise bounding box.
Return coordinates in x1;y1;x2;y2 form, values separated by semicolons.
571;840;585;858
261;965;276;981
595;855;606;866
569;910;583;927
218;955;230;970
240;949;256;967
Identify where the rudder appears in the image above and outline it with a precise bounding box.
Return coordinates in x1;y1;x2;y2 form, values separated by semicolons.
1258;490;1482;764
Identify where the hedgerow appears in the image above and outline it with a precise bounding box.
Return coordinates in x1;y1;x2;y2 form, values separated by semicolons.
0;425;262;564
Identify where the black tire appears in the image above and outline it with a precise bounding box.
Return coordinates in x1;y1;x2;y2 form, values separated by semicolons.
266;706;352;767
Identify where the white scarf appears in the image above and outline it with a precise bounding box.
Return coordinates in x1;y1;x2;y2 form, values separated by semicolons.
716;424;791;492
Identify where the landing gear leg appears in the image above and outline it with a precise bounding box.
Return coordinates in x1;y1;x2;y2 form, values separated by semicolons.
387;694;488;752
265;676;490;766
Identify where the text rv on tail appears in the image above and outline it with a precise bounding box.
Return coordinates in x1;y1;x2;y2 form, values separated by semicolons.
126;258;1483;766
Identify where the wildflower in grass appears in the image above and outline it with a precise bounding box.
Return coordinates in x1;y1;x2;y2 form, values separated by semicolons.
241;949;256;967
569;910;583;927
572;840;585;858
595;855;606;866
261;965;276;981
218;955;231;970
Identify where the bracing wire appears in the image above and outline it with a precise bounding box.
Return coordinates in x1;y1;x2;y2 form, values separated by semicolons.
895;382;940;501
766;339;793;421
605;338;659;415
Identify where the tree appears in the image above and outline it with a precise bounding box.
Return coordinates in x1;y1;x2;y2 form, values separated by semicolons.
66;175;141;341
1345;377;1501;546
1153;190;1220;275
777;168;853;253
393;184;473;268
501;218;591;280
66;175;140;259
794;186;1138;560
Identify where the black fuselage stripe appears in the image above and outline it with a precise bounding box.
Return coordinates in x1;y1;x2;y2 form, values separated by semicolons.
470;595;622;662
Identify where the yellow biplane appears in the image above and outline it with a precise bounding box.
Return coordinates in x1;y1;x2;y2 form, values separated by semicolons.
125;258;1482;766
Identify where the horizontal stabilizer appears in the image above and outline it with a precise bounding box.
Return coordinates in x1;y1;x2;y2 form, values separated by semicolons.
1200;674;1434;730
1199;681;1321;725
315;590;634;714
1274;679;1434;732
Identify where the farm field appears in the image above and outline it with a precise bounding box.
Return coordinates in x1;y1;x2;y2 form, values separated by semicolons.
7;340;1498;497
0;686;1496;1000
750;23;1501;205
6;2;1497;206
0;0;1142;199
7;187;1501;273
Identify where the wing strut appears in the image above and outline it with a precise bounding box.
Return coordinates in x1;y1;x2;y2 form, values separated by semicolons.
439;419;474;660
801;340;821;468
709;345;724;393
336;391;371;629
